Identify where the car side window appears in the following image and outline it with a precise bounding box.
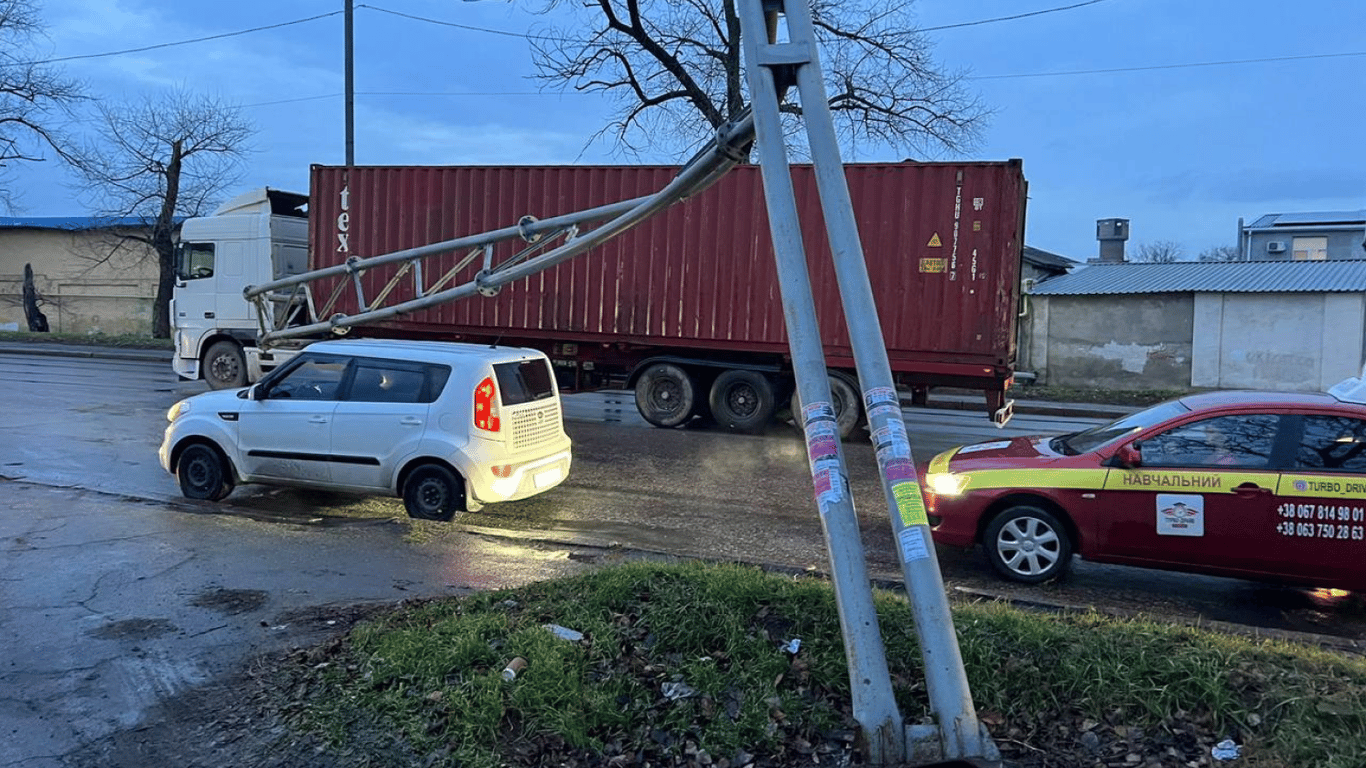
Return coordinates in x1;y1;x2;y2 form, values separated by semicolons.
1141;414;1277;468
1296;416;1366;471
265;357;348;401
348;364;427;404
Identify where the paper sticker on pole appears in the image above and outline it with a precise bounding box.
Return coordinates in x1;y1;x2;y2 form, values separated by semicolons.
863;386;898;409
898;526;931;562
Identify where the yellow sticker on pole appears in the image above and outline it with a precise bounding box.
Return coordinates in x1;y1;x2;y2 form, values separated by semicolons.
892;481;929;527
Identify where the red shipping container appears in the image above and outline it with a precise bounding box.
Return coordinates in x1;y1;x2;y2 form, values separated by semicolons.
307;161;1025;390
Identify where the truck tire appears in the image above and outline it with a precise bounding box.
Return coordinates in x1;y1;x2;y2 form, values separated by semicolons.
634;363;697;428
791;370;864;440
709;370;776;433
203;340;247;390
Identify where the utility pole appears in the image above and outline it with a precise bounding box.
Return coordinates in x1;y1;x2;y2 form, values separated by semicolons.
344;0;355;166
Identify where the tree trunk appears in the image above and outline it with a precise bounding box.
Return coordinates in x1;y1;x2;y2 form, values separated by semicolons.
22;263;50;333
151;140;184;338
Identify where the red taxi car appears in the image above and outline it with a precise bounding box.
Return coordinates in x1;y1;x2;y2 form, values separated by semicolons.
921;384;1366;591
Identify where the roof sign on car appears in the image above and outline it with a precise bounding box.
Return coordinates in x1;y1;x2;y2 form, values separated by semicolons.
1328;365;1366;405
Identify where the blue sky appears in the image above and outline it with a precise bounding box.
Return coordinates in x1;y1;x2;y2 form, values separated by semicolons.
8;0;1365;263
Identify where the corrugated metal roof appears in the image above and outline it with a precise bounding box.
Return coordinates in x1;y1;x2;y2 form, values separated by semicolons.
1030;259;1366;296
0;216;177;230
1246;210;1366;228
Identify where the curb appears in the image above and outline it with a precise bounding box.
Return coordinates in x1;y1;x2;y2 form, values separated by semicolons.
0;342;172;363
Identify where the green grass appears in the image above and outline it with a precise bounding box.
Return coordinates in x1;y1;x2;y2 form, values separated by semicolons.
0;329;173;349
282;561;1366;768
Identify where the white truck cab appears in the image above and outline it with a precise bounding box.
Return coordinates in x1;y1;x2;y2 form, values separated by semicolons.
171;188;309;388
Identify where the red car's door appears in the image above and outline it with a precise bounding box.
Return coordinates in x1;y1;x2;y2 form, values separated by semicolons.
1097;413;1283;575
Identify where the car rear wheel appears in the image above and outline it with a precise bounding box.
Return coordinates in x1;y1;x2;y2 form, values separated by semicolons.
403;464;464;522
177;443;235;501
983;505;1073;583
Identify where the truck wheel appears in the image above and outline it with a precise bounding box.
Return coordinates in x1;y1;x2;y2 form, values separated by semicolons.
983;505;1073;584
402;464;464;522
634;363;697;428
709;370;776;433
791;371;864;440
176;443;235;501
203;340;247;390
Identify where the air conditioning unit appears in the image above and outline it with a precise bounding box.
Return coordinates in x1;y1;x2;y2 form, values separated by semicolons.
1267;241;1287;253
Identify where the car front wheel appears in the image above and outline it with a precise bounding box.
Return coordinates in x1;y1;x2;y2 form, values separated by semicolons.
403;464;464;521
983;505;1073;583
177;443;235;501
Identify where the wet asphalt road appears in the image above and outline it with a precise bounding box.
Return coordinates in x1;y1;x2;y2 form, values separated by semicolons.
2;351;1365;765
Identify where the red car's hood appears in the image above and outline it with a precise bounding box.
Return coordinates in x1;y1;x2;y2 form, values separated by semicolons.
926;435;1064;473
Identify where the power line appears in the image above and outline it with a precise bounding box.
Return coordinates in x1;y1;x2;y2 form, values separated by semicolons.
919;0;1113;33
357;4;540;40
24;10;343;66
970;50;1366;80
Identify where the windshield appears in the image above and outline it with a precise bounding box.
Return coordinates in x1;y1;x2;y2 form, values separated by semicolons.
1054;399;1190;455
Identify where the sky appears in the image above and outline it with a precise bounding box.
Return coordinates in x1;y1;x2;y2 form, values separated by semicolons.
5;0;1365;264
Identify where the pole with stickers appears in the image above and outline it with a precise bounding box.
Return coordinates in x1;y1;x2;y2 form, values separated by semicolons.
737;1;999;765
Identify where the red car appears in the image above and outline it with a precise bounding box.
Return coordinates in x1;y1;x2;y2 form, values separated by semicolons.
922;386;1366;591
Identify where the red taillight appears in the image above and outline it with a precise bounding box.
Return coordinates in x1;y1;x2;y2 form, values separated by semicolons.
474;376;500;432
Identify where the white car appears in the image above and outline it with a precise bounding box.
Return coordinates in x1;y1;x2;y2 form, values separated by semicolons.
159;339;572;520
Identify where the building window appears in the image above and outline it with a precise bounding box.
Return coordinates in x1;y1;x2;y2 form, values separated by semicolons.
1292;236;1328;261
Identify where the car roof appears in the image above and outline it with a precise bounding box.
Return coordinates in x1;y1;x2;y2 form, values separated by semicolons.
303;338;542;364
1179;389;1362;411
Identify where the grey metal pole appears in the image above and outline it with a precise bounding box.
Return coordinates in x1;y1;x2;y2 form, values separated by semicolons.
773;2;997;762
345;0;355;166
737;2;903;764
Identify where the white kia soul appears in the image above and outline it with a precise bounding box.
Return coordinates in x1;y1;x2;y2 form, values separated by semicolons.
158;339;572;520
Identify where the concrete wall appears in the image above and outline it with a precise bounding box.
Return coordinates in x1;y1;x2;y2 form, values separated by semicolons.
1191;292;1365;391
1026;294;1193;390
0;228;158;335
1245;228;1366;260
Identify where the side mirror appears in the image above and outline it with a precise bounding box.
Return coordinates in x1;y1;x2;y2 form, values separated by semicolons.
250;384;268;401
1112;443;1142;469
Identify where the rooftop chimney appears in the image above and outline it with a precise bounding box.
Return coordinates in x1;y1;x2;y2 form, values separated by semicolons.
1092;218;1129;264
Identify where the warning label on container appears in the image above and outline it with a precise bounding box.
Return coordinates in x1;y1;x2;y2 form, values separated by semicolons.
919;258;946;273
927;233;942;247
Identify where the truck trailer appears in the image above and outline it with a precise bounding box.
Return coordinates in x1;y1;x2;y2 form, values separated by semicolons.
171;161;1026;438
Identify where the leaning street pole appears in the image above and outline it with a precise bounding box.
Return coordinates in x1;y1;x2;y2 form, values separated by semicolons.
737;1;1000;764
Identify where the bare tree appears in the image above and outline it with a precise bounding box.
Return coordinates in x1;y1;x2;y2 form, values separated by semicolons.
1131;240;1186;263
530;0;989;158
65;91;253;338
0;0;83;208
1197;244;1242;262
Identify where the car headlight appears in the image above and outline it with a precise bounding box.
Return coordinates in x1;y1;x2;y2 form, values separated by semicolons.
925;472;968;497
166;400;192;423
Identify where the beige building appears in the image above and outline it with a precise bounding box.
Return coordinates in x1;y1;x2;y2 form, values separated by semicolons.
0;217;165;336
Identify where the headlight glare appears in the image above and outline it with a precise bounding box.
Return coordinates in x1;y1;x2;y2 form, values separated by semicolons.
926;472;968;497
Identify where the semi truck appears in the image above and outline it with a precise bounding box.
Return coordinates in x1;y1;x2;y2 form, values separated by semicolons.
170;161;1027;438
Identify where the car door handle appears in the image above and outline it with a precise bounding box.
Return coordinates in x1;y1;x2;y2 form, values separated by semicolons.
1232;484;1271;497
400;417;423;425
309;415;328;424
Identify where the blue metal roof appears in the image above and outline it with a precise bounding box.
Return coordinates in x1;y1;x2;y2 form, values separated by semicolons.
1030;259;1366;296
0;216;177;230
